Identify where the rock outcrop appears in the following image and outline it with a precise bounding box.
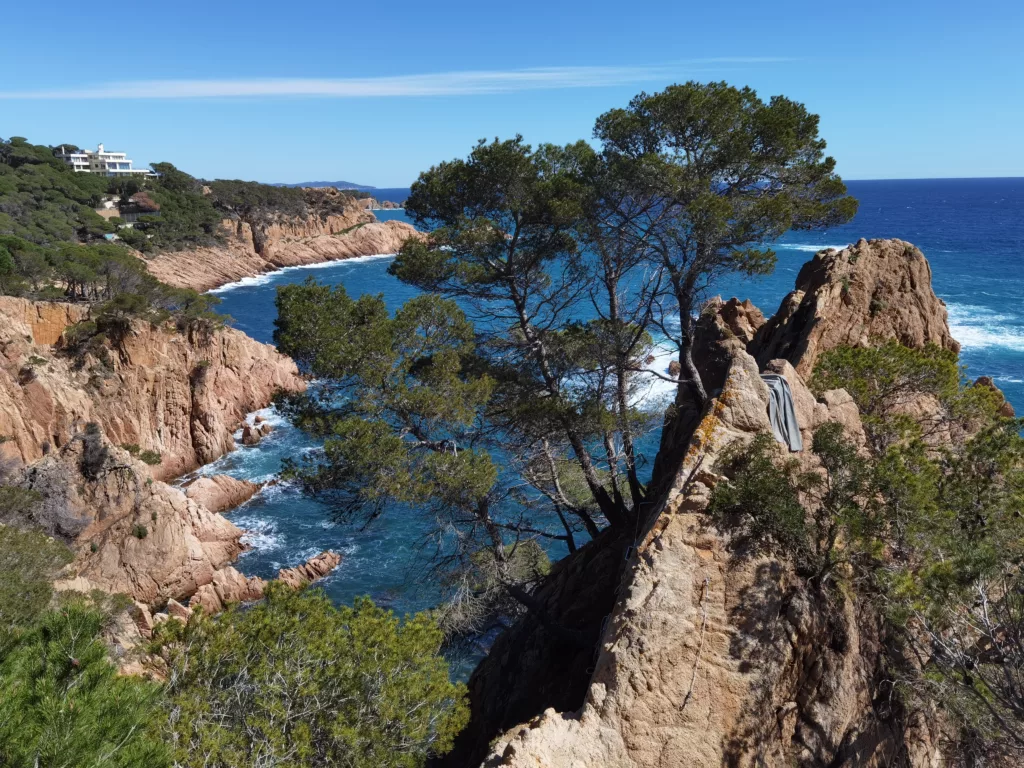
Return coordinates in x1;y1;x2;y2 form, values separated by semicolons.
464;240;959;768
18;428;340;615
0;297;304;480
184;474;261;513
751;238;960;377
143;192;419;292
189;550;342;614
30;438;246;605
485;348;907;767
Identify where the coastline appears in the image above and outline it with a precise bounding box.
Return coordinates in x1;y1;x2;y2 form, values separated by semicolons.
144;214;420;293
209;252;398;294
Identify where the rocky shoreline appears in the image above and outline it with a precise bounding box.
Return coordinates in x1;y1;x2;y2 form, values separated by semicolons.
143;193;419;293
0;295;341;622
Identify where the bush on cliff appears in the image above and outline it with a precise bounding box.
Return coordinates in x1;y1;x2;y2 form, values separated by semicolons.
811;339;1003;451
715;342;1024;763
0;599;169;768
157;584;468;768
709;422;879;589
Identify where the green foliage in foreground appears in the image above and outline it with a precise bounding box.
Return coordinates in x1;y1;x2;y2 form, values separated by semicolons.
0;600;170;768
159;585;468;768
0;524;72;653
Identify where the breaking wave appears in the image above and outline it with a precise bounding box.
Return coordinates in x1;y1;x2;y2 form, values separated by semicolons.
947;303;1024;351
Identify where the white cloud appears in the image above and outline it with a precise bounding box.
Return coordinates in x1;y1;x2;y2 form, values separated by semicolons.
0;62;791;100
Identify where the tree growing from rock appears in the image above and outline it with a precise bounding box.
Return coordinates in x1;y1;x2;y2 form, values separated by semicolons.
275;81;855;634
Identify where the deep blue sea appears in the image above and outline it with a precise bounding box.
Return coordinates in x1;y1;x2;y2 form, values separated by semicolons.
187;179;1024;648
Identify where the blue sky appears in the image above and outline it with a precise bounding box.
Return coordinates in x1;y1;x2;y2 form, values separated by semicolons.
2;0;1021;187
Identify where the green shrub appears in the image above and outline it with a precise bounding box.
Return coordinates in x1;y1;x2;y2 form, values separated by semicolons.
0;524;72;651
157;585;469;768
811;340;998;451
0;600;169;767
709;423;877;588
132;524;148;539
138;449;162;466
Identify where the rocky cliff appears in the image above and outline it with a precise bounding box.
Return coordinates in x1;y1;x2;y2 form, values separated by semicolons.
752;238;959;377
0;296;304;480
13;432;340;616
143;190;419;292
461;239;960;768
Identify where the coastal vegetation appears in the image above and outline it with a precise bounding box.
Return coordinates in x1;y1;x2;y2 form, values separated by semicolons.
2;81;1021;766
711;342;1024;764
0;136;375;336
0;516;466;767
157;585;468;768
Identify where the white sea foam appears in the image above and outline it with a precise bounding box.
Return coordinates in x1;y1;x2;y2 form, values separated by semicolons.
947;303;1024;351
236;518;282;552
775;242;851;253
208;253;397;294
635;339;679;409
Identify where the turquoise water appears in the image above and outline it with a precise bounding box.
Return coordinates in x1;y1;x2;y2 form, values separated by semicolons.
191;180;1024;635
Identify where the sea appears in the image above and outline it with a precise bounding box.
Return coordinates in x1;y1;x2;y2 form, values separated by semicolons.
183;178;1024;660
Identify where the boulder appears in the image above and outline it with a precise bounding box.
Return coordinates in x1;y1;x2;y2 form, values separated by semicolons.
190;553;341;615
132;601;155;639
277;550;342;589
185;474;261;513
165;598;192;621
190;566;267;614
240;423;262;446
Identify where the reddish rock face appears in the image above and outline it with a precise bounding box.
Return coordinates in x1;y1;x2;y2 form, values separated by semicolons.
189;551;342;615
0;297;305;480
468;240;963;768
276;550;342;590
751;238;960;377
142;194;421;293
36;439;247;606
185;474;261;514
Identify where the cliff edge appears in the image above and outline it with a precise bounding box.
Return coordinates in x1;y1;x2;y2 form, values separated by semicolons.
0;296;304;480
464;239;963;768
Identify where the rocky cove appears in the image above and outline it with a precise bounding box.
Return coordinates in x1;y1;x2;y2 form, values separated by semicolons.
2;228;1017;766
0;195;422;630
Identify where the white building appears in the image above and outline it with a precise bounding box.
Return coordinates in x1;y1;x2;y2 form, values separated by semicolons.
55;143;155;177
